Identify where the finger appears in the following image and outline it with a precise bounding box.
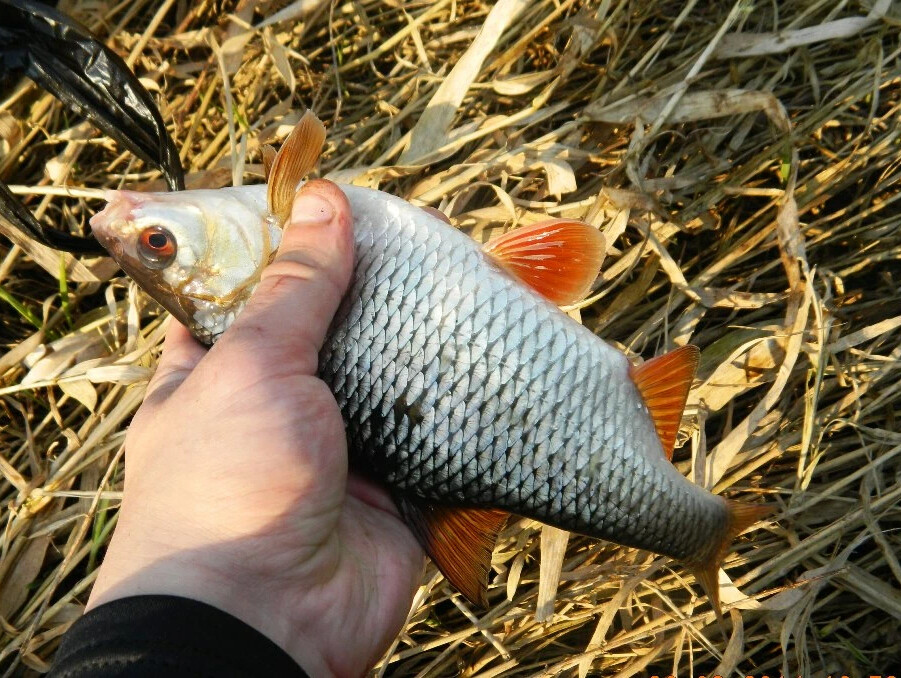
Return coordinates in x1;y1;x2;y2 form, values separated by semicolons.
216;179;354;375
143;320;207;407
346;473;402;517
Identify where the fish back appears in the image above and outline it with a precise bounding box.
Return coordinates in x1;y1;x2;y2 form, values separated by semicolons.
321;187;727;564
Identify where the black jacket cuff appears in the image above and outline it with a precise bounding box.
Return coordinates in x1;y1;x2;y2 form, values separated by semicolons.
50;595;307;677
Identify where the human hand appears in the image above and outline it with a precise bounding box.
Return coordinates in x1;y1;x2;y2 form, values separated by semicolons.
88;179;424;677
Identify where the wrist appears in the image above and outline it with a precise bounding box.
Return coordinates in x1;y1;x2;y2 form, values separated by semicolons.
89;526;331;676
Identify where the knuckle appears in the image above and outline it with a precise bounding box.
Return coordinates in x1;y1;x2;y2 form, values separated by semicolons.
213;322;267;359
214;321;319;376
301;178;351;211
261;250;323;284
256;250;345;309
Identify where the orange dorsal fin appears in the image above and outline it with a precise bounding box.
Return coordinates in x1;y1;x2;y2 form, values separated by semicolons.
482;219;606;306
267;109;327;223
397;498;508;607
630;345;700;460
689;500;774;622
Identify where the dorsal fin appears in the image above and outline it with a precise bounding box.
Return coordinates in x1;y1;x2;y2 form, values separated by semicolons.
688;500;773;622
397;498;508;607
267;110;327;223
482;219;605;306
630;345;700;460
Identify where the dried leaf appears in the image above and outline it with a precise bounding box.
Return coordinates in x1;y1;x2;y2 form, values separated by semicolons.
488;70;554;95
256;0;328;28
400;0;530;163
0;111;23;158
0;536;50;618
535;525;568;621
58;379;98;412
262;27;296;93
715;16;882;58
21;335;106;386
85;365;152;384
587;88;790;132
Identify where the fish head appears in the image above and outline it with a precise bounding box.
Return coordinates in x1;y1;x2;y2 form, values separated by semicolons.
90;186;280;344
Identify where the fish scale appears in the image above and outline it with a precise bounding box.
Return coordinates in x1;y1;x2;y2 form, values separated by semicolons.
315;187;728;563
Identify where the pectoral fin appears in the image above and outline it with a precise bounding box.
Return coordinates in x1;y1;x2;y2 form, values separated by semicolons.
261;144;277;180
482;219;606;305
397;498;508;607
267;110;327;223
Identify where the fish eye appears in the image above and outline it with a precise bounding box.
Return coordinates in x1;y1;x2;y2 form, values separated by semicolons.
137;226;177;269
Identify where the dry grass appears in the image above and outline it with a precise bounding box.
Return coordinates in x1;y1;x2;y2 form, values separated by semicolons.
2;0;901;675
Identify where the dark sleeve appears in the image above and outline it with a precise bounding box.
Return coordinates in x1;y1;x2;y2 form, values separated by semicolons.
49;595;308;677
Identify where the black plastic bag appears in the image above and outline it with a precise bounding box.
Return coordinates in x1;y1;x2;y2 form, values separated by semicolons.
0;0;184;253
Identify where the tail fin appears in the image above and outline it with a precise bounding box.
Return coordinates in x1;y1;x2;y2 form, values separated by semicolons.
689;500;773;622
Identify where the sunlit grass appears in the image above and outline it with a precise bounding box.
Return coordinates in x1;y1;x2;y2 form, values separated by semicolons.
1;0;900;675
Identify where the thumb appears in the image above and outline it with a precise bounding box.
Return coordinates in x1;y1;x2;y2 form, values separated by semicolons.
216;179;354;375
142;320;207;408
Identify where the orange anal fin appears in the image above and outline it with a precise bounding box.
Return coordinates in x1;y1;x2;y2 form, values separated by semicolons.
630;345;700;460
689;500;774;622
267;109;327;223
397;498;508;607
482;219;605;306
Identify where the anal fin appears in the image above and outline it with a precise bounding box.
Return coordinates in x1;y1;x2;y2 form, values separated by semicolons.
397;498;508;607
630;345;700;460
482;219;606;306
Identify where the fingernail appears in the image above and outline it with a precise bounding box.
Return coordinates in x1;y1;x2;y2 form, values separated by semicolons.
290;192;334;226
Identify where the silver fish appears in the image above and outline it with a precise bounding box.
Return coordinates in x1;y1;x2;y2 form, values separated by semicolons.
90;112;770;608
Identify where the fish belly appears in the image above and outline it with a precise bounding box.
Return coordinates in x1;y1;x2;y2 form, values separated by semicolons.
319;186;728;564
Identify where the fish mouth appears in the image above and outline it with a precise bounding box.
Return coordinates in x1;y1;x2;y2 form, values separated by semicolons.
89;190;142;249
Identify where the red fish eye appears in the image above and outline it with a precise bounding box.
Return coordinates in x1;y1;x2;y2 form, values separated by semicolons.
137;226;177;269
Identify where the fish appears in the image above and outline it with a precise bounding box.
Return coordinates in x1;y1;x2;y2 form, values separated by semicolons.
89;110;771;612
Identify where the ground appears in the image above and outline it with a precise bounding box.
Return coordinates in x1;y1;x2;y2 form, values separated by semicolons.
1;0;900;675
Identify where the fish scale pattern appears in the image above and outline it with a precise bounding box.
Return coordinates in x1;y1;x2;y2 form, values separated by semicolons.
320;187;728;564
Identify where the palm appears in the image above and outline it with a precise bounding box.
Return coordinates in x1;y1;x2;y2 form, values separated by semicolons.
119;353;424;677
88;182;424;676
219;372;424;677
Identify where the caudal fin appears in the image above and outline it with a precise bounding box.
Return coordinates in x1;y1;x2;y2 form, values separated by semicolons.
689;500;773;621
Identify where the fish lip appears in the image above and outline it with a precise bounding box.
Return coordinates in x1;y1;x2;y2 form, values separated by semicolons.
89;190;141;248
